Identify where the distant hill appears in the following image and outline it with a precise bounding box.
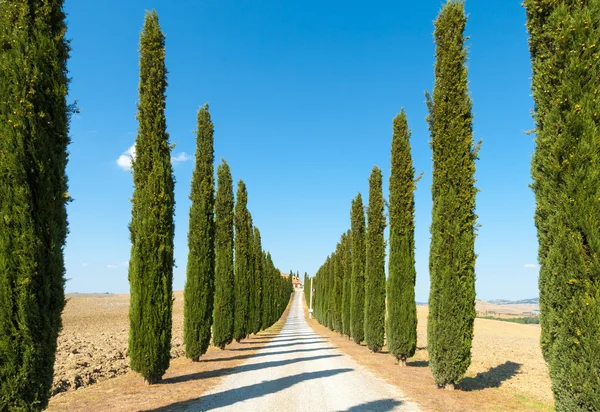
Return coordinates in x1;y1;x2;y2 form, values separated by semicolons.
488;298;539;305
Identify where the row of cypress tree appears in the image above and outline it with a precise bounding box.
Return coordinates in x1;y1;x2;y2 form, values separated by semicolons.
311;1;477;391
127;10;293;385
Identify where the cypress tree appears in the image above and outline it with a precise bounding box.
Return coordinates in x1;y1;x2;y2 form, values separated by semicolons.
333;246;344;333
261;251;273;329
342;231;353;338
0;1;70;408
350;194;366;344
387;109;418;366
247;222;256;335
304;272;310;307
212;160;235;349
365;167;386;352
251;227;263;334
525;1;600;409
233;181;252;341
426;1;477;390
183;104;215;361
128;10;175;384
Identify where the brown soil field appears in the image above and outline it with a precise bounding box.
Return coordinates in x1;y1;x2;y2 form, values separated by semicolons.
47;292;290;411
305;300;553;412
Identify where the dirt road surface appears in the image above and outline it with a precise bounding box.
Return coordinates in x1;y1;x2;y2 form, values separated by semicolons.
174;290;419;412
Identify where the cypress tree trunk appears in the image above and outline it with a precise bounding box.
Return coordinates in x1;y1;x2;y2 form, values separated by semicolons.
212;160;235;349
342;231;353;338
426;1;477;389
233;181;252;341
0;1;70;408
365;167;386;352
350;194;366;344
525;1;600;409
183;104;215;361
387;109;418;366
128;10;175;385
251;227;263;334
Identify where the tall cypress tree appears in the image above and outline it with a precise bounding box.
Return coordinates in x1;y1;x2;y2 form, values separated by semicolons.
261;251;272;329
365;167;386;352
128;10;175;384
183;104;215;361
304;273;310;307
0;1;70;408
212;160;235;349
251;227;263;334
233;181;252;341
342;231;353;338
350;194;366;344
525;1;600;409
387;109;418;366
426;1;477;390
333;244;344;333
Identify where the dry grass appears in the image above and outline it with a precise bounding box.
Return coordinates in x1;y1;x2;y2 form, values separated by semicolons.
305;300;553;412
47;293;291;411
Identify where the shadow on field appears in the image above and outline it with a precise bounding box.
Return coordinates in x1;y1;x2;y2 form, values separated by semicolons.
341;398;403;412
406;360;429;367
145;368;353;411
201;346;334;363
458;361;522;390
163;354;341;384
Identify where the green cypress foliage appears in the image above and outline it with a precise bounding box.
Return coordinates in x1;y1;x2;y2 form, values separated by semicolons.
525;1;600;409
387;109;418;366
212;160;235;349
333;246;343;333
350;194;367;344
128;10;175;384
233;180;252;341
341;231;353;338
304;272;310;307
183;104;215;361
426;1;477;389
364;167;386;352
261;251;272;329
0;1;70;408
251;227;263;334
247;223;256;335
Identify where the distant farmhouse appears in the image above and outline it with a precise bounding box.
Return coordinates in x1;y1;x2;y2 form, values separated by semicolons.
281;272;303;289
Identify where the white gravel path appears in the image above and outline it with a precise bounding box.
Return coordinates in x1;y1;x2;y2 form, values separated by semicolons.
183;290;419;412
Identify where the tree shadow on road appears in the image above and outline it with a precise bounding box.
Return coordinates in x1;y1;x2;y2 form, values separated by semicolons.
162;354;342;384
340;398;403;411
230;340;326;351
201;347;334;363
458;361;522;391
144;368;354;411
241;336;322;344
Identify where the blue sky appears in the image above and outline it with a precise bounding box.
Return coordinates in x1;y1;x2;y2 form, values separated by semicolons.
64;0;538;302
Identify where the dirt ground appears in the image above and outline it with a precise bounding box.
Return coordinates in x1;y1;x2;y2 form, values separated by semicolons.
47;293;290;411
305;300;554;412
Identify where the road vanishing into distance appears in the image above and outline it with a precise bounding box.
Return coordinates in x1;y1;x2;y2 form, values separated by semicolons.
182;290;419;412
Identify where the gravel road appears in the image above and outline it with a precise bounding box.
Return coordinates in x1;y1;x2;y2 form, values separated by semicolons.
183;290;419;412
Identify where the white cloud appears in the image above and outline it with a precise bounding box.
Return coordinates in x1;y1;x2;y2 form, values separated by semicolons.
172;152;191;164
117;144;190;170
82;262;88;267
524;263;539;269
117;145;136;171
107;261;129;269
